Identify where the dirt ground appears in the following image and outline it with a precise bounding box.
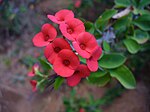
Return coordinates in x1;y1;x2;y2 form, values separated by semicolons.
0;0;149;112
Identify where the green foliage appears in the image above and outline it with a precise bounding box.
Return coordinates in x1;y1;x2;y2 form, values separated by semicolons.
109;65;136;89
98;53;126;69
133;14;150;31
95;9;117;31
132;29;149;44
114;0;131;7
124;38;141;54
138;0;150;8
102;41;110;52
114;13;132;30
63;86;125;112
88;73;111;86
38;58;52;73
54;76;64;90
84;21;95;34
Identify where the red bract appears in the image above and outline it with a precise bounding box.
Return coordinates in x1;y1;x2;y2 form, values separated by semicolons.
53;49;80;77
32;23;57;47
30;80;37;92
47;9;74;24
74;0;82;8
87;46;102;71
59;18;85;41
28;64;39;77
79;108;86;112
67;64;90;87
44;38;71;64
73;32;98;58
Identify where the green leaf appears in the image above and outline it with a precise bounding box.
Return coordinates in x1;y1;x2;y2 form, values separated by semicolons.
87;74;111;87
109;65;136;89
54;77;64;90
132;29;149;44
84;21;95;34
103;41;110;52
124;38;140;54
37;79;49;92
90;69;107;78
38;58;52;71
79;56;86;63
98;53;126;69
95;9;117;31
114;0;131;7
114;13;132;30
101;9;117;20
133;14;150;31
138;0;150;8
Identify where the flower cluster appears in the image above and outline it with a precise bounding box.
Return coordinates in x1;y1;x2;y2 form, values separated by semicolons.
32;9;102;87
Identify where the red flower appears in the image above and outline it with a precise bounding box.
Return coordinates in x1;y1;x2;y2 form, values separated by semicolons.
32;23;57;47
53;49;80;77
28;64;39;77
67;64;90;87
47;9;74;24
74;0;82;8
73;32;98;58
44;38;72;64
59;18;85;41
79;108;86;112
87;46;102;71
30;80;37;92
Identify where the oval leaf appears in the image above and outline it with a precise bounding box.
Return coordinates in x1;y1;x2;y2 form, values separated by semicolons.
115;0;131;7
124;38;140;54
90;69;107;78
109;65;136;89
87;74;111;87
98;53;126;69
133;14;150;31
132;29;149;44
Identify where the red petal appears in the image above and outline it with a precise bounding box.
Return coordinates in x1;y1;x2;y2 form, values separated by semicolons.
30;80;37;92
47;15;63;24
76;64;90;78
57;49;80;69
60;18;85;41
86;59;98;72
73;42;91;58
41;23;57;42
67;74;81;87
28;71;35;77
91;46;102;61
44;43;53;59
59;23;75;41
44;38;72;64
44;44;57;64
55;9;74;21
77;32;98;52
52;38;71;50
65;18;84;28
32;32;50;47
47;9;74;24
53;57;74;77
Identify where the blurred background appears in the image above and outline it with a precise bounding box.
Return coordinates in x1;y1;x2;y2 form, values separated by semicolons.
0;0;150;112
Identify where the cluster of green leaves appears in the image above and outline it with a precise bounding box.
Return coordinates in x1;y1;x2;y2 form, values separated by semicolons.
84;0;150;89
63;86;125;112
